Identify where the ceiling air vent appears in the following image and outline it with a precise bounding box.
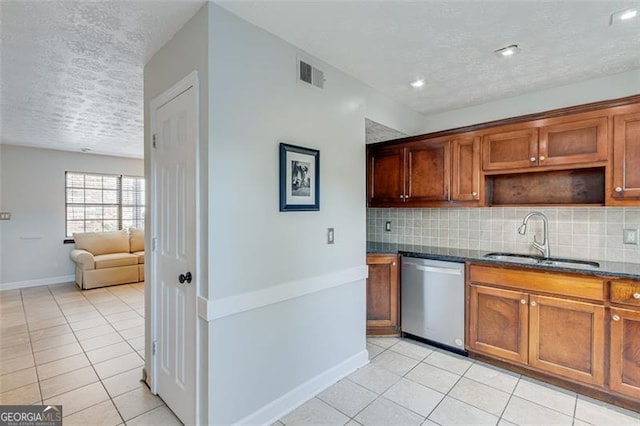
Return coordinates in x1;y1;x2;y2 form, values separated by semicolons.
299;59;325;89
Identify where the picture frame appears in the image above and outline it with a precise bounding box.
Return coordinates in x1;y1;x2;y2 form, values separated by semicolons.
279;143;320;211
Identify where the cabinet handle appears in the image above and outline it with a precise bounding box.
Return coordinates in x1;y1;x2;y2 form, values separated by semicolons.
615;187;623;193
539;155;545;161
472;192;478;197
530;157;536;162
530;301;537;307
400;195;405;199
392;262;396;266
520;299;527;305
634;293;640;299
612;314;621;321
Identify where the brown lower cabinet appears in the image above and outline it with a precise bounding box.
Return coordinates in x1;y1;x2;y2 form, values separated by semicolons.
610;307;640;399
469;283;605;387
366;254;399;335
468;264;611;389
468;264;640;410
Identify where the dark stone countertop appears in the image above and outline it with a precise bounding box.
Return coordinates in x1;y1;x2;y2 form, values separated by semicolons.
367;241;640;280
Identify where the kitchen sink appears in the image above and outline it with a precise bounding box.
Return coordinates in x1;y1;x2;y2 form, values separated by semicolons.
483;252;600;269
482;253;540;264
537;259;600;269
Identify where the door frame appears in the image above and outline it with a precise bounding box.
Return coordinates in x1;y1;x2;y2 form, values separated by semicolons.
148;70;201;421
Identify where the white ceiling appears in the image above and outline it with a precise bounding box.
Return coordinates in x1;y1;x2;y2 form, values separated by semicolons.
1;1;639;159
0;0;205;159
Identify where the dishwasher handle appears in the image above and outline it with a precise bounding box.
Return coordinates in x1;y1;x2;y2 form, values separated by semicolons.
403;262;463;276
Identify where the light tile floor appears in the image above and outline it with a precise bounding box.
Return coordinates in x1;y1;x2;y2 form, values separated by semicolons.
0;282;181;425
3;283;640;425
277;337;640;426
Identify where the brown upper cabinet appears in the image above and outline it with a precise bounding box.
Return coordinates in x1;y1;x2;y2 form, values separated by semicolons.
612;111;640;200
482;128;538;171
451;136;480;201
368;138;450;206
482;113;608;172
366;95;640;208
367;145;404;205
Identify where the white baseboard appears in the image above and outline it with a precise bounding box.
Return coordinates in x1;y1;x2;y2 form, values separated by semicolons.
235;349;370;426
0;275;75;291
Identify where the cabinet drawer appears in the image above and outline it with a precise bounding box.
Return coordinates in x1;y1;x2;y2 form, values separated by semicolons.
469;264;605;301
610;280;640;306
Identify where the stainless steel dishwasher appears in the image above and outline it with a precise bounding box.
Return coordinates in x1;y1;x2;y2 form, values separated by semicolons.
401;257;466;355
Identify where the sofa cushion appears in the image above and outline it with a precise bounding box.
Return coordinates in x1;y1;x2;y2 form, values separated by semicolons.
74;230;129;256
133;251;144;264
94;253;138;269
130;228;144;253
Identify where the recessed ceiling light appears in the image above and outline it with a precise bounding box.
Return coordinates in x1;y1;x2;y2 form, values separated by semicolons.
610;8;638;25
494;44;521;58
409;79;425;89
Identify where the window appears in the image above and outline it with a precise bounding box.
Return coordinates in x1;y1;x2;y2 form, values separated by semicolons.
65;172;145;238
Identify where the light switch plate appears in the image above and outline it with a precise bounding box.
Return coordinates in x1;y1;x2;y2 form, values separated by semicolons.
623;228;639;245
0;212;10;220
385;221;391;232
327;228;335;244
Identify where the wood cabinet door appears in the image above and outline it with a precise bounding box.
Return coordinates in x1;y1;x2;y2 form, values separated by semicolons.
366;254;399;334
406;140;450;202
529;295;605;386
612;112;640;199
538;116;607;167
368;146;405;206
468;285;529;364
452;136;480;201
482;128;538;171
610;308;640;399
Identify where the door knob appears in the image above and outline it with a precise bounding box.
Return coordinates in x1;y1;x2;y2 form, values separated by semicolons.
178;272;192;284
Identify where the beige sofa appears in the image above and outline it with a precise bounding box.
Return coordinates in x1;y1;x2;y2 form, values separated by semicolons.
70;229;145;289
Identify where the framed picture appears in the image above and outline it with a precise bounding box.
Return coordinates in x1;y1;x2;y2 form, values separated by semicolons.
279;143;320;211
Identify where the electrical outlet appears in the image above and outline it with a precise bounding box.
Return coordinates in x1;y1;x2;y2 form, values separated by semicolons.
385;221;391;232
327;228;335;244
623;228;639;245
0;212;10;220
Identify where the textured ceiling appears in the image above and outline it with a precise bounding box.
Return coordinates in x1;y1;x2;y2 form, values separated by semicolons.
0;0;205;158
1;1;639;159
365;118;407;144
220;1;640;115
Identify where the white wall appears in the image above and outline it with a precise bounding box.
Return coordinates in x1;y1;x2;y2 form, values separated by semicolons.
0;145;143;289
144;3;426;424
207;4;372;423
417;68;640;133
366;89;426;137
143;3;210;422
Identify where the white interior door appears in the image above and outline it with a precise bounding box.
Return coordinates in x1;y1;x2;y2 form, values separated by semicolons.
152;85;197;425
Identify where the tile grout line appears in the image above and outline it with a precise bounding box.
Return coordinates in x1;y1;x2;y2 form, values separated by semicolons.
46;283;150;423
1;282;175;425
45;283;127;424
73;284;163;424
20;286;44;405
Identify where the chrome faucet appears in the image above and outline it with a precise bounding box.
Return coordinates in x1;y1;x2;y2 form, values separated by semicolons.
518;212;550;258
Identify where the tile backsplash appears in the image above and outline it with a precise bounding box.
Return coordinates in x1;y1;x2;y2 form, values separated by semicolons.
367;207;640;264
